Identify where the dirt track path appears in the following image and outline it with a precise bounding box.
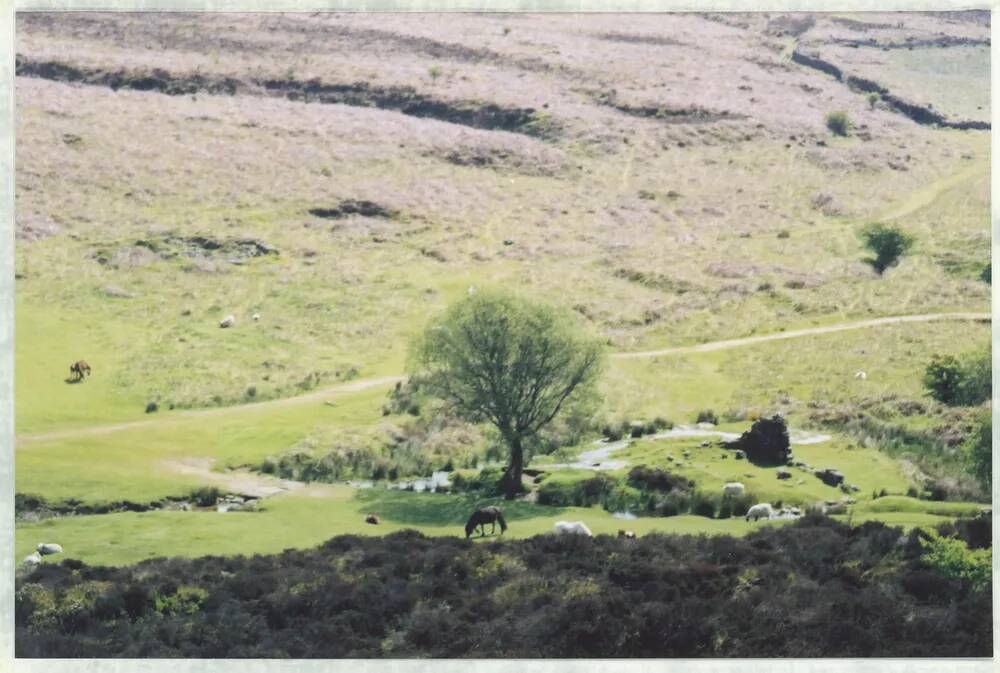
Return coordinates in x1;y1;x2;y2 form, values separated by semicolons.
17;313;989;445
160;457;339;499
17;375;404;445
611;312;990;359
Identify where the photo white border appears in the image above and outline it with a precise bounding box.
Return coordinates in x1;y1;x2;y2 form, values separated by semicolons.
0;1;995;671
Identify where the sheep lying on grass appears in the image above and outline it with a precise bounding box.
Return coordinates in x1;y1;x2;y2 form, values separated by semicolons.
554;521;593;536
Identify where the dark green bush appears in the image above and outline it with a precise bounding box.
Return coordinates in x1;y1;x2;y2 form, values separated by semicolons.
626;466;693;493
189;487;221;507
695;409;719;425
923;348;990;406
826;110;849;136
858;222;915;274
963;410;991;491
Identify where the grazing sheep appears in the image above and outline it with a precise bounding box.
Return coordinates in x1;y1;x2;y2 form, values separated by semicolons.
37;543;62;556
219;314;236;328
854;370;867;380
745;503;775;522
617;529;636;539
772;507;803;520
554;521;593;537
252;313;261;321
21;551;42;568
365;513;380;525
723;482;745;497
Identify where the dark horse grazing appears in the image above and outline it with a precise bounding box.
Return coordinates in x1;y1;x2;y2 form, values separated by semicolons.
69;360;92;382
465;506;507;538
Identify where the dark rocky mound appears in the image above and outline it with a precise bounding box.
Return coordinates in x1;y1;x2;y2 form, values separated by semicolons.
726;415;791;466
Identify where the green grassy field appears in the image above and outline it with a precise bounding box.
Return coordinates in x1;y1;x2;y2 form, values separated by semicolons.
13;12;991;570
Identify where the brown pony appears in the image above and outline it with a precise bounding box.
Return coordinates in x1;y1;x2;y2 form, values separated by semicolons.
465;506;507;538
69;360;92;381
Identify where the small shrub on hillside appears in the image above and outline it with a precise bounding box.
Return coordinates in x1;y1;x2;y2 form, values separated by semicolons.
383;378;425;416
695;409;719;425
450;467;505;496
921;530;992;591
537;473;618;507
866;92;880;109
155;586;209;616
963;410;991;491
601;421;628;441
627;466;694;493
858;222;914;274
922;348;990;406
825;110;850;136
980;263;991;284
690;491;718;518
189;487;221;507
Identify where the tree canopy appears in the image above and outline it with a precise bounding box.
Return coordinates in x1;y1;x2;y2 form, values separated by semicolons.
413;291;603;497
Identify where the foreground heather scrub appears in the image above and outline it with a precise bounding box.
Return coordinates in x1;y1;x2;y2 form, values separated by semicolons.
15;516;992;658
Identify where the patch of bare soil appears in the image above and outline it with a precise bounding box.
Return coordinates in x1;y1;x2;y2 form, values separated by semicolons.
162;457;313;499
15;212;64;242
90;233;279;269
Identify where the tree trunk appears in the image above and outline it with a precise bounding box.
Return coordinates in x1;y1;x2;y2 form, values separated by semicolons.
498;436;525;500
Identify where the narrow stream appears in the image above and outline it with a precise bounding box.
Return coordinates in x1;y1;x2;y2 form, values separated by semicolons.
548;425;831;471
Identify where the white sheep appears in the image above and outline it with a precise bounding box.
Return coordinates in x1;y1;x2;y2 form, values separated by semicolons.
37;543;62;556
854;370;867;380
554;521;593;537
745;503;775;522
219;314;236;328
723;482;745;497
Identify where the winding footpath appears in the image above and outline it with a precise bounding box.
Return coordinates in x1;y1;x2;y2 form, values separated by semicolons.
611;312;990;359
16;312;989;446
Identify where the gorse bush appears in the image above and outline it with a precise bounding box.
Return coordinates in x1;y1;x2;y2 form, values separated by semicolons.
963;410;991;491
858;222;914;274
922;347;991;406
15;518;992;657
921;530;992;591
188;486;221;507
826;110;850;136
695;409;719;425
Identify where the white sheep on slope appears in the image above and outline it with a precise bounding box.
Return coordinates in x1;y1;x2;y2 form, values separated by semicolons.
745;503;775;522
554;521;593;537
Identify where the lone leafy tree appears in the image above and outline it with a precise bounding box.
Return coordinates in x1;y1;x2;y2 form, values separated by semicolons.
858;222;915;274
414;291;603;498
